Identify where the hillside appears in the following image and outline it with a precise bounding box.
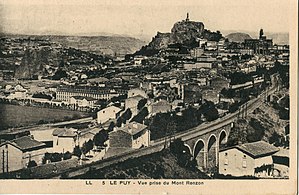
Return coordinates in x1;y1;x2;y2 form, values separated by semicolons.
227;91;289;147
3;34;146;56
226;33;252;42
76;149;209;179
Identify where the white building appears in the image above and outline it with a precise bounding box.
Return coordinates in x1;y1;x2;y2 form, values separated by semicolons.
69;96;96;107
219;141;279;177
97;106;122;124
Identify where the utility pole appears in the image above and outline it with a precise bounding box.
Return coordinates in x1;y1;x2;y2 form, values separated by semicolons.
2;150;5;173
6;150;8;172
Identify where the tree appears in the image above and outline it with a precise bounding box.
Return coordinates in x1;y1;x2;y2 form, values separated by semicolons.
130;107;149;123
52;69;67;80
200;100;219;122
108;121;115;132
27;160;37;168
170;139;193;167
122;109;132;121
73;145;82;158
116;117;123;127
137;99;147;110
93;130;109;147
50;153;63;162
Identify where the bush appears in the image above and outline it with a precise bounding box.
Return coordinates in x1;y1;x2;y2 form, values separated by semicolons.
63;151;72;160
27;160;37;168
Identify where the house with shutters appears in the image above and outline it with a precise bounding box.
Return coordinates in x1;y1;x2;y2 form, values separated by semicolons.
219;141;279;177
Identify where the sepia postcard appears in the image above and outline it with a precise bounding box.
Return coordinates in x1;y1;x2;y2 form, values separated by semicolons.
0;0;297;194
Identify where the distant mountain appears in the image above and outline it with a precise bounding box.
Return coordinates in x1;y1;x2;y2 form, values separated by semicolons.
225;33;252;43
43;35;146;56
2;34;146;56
266;33;289;45
223;30;289;45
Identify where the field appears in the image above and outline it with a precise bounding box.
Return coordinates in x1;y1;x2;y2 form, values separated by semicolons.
0;104;88;130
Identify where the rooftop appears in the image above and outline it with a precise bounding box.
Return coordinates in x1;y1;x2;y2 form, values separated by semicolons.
118;122;147;136
1;136;46;152
236;141;279;158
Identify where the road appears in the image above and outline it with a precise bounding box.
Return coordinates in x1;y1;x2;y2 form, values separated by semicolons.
43;85;277;179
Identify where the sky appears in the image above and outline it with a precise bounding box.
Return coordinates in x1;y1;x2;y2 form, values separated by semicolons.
0;0;291;40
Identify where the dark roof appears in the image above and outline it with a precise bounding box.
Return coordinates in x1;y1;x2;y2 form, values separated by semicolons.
118;122;148;136
1;136;46;152
235;141;279;158
27;158;79;178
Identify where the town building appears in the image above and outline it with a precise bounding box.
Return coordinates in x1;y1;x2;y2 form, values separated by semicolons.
69;96;96;107
219;141;279;177
244;29;273;55
125;95;145;116
56;85;127;102
109;122;150;149
52;128;78;153
183;84;202;105
127;88;148;99
148;99;172;116
52;127;97;153
97;106;122;124
0;136;48;173
190;48;204;58
183;62;213;70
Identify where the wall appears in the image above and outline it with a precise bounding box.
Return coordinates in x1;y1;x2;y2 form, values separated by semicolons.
97;107;119;124
255;155;273;167
132;130;150;149
53;136;76;153
219;148;255;176
125;98;141;116
109;130;132;148
0;144;23;173
22;147;47;167
128;88;147;98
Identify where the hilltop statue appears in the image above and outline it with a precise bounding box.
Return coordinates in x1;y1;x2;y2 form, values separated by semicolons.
259;28;264;39
186;12;190;22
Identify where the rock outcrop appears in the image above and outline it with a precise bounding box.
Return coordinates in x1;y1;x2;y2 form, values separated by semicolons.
135;16;223;56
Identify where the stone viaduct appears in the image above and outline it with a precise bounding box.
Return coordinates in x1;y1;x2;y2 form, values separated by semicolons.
180;122;233;172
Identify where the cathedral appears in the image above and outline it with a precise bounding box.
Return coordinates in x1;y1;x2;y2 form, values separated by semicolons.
244;29;273;55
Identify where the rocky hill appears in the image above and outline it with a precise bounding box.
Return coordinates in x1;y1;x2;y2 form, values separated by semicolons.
135;18;223;56
226;33;252;42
